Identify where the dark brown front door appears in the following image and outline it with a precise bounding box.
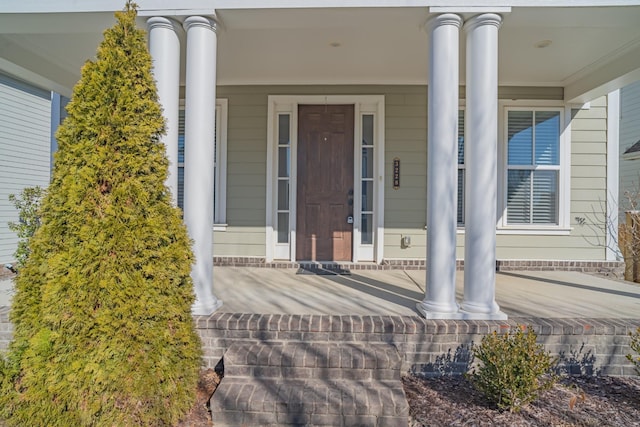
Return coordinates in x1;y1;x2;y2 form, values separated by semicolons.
297;105;354;261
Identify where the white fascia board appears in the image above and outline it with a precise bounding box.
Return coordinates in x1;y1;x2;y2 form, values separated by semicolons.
0;0;215;13
429;6;511;13
564;39;640;104
3;0;640;13
623;151;640;161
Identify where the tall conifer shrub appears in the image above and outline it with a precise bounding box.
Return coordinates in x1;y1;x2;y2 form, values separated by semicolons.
0;3;202;425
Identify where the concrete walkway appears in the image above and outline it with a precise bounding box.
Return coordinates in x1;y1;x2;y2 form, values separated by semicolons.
2;267;639;318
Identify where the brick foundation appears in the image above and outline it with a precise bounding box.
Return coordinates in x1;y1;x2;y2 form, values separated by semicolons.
193;313;640;377
213;256;625;277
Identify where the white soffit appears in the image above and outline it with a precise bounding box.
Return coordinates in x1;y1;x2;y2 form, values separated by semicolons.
0;4;639;99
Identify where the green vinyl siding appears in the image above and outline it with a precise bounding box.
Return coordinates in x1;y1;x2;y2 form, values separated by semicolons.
211;85;609;261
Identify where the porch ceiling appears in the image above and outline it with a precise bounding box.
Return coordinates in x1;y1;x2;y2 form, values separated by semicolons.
1;5;639;102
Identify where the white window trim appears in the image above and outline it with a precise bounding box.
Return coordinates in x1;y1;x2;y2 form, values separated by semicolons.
266;95;385;263
214;98;228;230
497;100;572;234
178;98;228;231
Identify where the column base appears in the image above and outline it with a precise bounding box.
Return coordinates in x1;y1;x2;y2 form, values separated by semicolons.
416;301;464;319
459;301;507;320
192;298;223;316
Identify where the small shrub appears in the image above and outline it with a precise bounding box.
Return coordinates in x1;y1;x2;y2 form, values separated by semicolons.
626;327;640;375
8;186;44;268
468;326;557;412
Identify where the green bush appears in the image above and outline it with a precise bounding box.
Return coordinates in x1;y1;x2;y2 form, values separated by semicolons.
468;326;557;412
626;327;640;375
8;186;45;268
0;2;202;426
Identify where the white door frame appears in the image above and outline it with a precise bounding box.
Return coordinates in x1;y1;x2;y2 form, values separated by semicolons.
266;94;385;263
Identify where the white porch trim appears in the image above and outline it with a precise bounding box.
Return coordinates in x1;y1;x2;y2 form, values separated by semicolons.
606;89;621;261
265;94;385;264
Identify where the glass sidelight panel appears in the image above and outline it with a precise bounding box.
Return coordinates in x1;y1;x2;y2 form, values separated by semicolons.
278;147;290;177
278;115;290;145
362;115;374;146
361;213;373;244
362;181;374;211
277;213;289;243
361;114;375;246
276;113;291;244
277;180;289;210
362;147;373;178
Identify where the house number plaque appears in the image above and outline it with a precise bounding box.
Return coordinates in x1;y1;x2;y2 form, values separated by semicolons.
393;158;400;189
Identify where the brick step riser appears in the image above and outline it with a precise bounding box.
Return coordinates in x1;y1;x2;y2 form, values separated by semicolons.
225;366;400;380
212;342;409;427
215;411;408;427
210;380;409;415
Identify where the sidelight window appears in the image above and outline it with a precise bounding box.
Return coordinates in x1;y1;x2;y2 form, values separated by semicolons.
361;114;375;245
276;114;291;243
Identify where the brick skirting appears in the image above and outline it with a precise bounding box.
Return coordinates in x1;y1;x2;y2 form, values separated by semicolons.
2;307;637;377
194;313;640;377
213;256;625;277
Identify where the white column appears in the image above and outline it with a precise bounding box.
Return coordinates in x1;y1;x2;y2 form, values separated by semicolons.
183;16;222;315
461;13;506;319
417;14;462;319
147;17;181;206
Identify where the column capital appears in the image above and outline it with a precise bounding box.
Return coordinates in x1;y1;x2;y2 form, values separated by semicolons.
425;13;463;33
146;16;180;32
463;13;502;33
183;16;217;33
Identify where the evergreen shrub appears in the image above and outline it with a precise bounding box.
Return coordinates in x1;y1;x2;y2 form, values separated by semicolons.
0;3;202;425
468;326;557;412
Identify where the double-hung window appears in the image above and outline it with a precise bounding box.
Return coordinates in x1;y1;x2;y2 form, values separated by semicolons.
504;108;563;226
177;99;228;226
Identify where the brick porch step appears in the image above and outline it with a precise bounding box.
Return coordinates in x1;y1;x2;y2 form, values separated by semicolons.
210;342;409;427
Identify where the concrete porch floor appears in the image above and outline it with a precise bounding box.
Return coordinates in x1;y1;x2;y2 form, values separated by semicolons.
212;267;640;318
1;267;639;318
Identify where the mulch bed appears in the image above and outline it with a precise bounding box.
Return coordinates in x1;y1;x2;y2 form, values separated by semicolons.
403;374;640;426
176;368;222;427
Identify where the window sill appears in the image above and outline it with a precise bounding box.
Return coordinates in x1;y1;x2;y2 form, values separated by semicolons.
496;227;572;236
455;227;572;236
213;224;228;232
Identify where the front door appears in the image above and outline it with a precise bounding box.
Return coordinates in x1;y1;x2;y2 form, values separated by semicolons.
296;105;354;261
